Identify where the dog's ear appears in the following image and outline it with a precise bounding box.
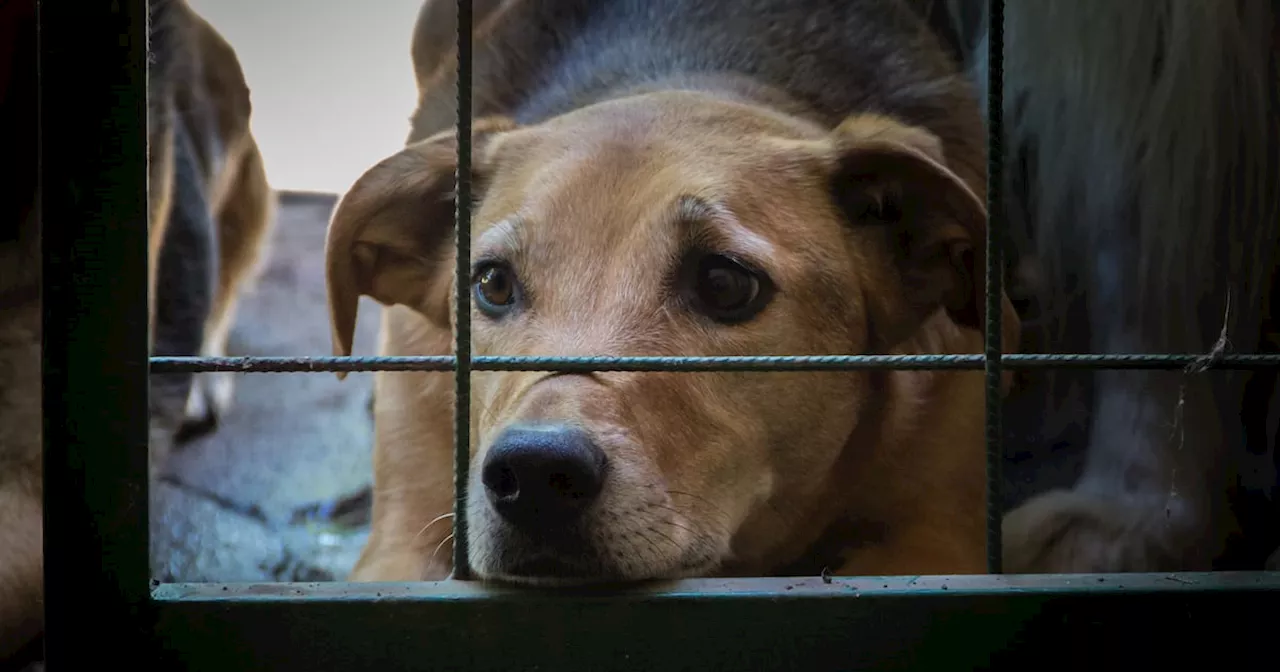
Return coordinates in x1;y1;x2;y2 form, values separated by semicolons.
827;114;993;348
325;116;518;370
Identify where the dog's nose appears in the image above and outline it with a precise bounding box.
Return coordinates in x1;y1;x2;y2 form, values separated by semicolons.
481;424;608;527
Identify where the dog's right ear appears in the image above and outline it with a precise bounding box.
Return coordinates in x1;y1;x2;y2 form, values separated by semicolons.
324;116;518;371
824;114;1007;350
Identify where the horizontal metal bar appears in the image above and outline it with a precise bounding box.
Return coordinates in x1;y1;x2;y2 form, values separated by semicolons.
152;571;1279;601
150;353;1280;374
150;573;1280;671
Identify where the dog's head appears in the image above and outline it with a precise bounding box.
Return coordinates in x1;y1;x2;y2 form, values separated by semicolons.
326;92;991;584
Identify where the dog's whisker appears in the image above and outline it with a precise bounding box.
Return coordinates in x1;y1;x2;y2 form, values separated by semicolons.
649;503;713;537
429;533;455;565
629;526;675;570
667;490;725;511
643;523;681;551
662;518;707;542
414;512;456;541
661;494;733;528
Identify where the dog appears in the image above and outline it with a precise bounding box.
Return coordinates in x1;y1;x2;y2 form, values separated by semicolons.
326;0;1023;584
0;0;274;660
147;0;277;447
921;0;1280;573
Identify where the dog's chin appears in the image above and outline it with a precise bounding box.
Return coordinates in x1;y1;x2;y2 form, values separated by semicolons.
483;569;623;588
486;556;609;587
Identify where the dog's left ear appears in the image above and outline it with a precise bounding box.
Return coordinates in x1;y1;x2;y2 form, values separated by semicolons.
826;114;992;347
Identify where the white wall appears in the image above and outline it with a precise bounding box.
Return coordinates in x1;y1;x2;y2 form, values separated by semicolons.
187;0;424;195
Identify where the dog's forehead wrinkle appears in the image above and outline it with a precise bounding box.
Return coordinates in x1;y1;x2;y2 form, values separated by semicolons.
506;171;787;283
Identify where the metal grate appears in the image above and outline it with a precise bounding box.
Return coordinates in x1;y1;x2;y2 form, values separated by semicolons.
140;0;1280;580
38;0;1280;668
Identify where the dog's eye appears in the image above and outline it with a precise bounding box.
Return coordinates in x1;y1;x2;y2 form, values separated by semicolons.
473;263;519;316
691;254;769;323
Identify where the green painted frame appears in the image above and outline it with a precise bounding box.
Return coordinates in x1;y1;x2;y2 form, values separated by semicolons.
39;1;1280;670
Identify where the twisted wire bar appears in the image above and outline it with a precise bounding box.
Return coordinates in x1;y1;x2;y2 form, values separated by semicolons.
150;353;1280;374
983;0;1006;574
453;0;476;579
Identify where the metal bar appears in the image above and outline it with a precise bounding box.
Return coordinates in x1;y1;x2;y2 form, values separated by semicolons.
983;0;1005;574
453;0;475;580
150;353;1280;374
39;0;152;667
149;573;1280;671
151;571;1279;598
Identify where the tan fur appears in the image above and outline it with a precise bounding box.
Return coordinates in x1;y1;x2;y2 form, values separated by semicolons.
328;10;1021;583
0;0;272;656
148;106;177;350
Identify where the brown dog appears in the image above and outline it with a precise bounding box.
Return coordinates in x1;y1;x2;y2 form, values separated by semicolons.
0;0;273;659
327;0;1020;584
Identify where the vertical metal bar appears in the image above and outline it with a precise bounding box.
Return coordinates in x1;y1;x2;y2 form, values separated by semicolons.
983;0;1006;574
452;0;475;580
39;0;153;664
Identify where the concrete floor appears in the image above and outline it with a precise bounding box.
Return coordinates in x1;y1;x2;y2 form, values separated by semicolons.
149;191;382;584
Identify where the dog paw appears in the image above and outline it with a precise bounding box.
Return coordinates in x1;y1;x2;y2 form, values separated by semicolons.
1002;489;1181;573
177;372;235;443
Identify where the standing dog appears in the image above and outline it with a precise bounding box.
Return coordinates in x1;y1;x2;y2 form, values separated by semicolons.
147;0;278;446
924;0;1280;573
0;0;274;660
328;0;1021;584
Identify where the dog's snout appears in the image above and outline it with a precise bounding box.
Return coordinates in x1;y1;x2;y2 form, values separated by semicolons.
481;424;608;527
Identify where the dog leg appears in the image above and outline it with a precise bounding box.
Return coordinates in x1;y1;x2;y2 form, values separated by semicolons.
1005;215;1244;573
1004;371;1228;572
152;116;219;450
349;475;453;582
185;140;275;433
